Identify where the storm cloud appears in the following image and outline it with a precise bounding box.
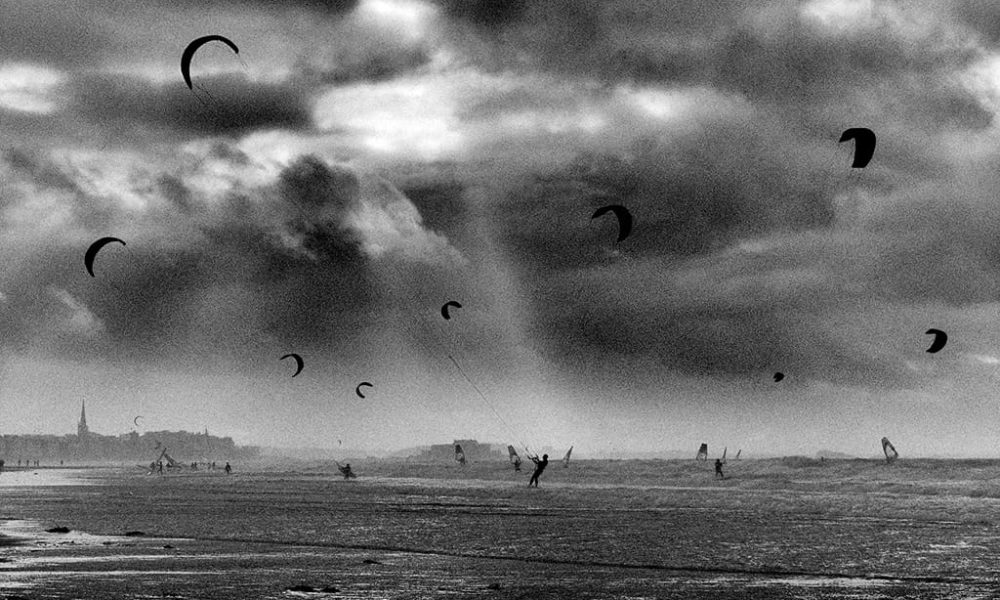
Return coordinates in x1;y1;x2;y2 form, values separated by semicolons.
3;0;1000;454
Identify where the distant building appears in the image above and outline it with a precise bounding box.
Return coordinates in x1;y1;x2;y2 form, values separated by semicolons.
77;401;90;440
0;402;259;464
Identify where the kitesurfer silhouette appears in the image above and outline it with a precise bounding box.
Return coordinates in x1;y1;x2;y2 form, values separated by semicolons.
715;459;724;479
224;462;232;474
528;454;548;487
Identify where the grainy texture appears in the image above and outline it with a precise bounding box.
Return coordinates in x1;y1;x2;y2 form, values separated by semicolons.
1;459;998;598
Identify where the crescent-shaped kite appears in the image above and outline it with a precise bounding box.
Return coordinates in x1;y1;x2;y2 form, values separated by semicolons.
838;128;876;168
181;35;239;90
925;329;947;354
591;205;633;243
441;301;462;320
133;416;142;427
773;372;784;382
84;237;126;277
281;353;304;377
355;382;373;398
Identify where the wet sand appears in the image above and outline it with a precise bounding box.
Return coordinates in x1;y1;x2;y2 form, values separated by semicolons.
1;459;999;598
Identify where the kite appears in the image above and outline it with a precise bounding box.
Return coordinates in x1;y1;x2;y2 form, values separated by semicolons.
591;205;633;243
181;35;239;90
84;237;126;277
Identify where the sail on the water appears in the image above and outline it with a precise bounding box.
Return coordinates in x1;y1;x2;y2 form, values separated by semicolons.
735;449;742;460
881;437;898;463
156;448;182;469
507;445;521;470
563;446;573;468
455;444;466;465
696;443;708;461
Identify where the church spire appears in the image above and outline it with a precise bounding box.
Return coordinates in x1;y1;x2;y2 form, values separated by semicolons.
77;400;89;439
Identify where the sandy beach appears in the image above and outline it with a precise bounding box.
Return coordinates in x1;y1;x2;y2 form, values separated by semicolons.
0;459;998;598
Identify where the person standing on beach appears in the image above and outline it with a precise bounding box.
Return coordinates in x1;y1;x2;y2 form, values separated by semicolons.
158;461;164;475
224;462;231;474
528;454;549;487
715;458;724;479
0;459;4;473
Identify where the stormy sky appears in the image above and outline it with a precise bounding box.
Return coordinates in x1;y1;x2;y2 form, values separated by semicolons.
3;0;1000;457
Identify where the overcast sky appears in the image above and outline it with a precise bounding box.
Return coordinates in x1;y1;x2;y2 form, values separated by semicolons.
3;0;1000;457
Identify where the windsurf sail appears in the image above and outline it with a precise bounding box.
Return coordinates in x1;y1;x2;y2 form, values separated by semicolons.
455;444;466;465
156;448;183;469
881;437;898;463
696;443;708;461
563;446;573;468
735;449;742;460
721;447;727;464
507;445;521;470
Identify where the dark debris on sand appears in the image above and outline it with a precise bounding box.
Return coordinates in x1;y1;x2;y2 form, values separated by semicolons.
123;530;146;536
45;526;70;533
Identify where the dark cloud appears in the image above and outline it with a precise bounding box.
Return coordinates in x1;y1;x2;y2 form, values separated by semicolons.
297;45;432;85
438;0;762;83
279;155;360;212
3;149;78;192
712;16;990;133
950;0;1000;45
531;281;915;388
156;174;194;214
437;0;529;29
170;0;359;13
69;73;312;137
492;147;1000;389
5;0;1000;450
0;3;111;68
0;152;477;370
397;179;467;242
495;123;841;271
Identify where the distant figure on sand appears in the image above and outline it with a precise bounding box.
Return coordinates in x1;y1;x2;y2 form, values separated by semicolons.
715;459;724;479
0;459;4;473
158;461;164;475
340;463;356;479
513;456;521;472
224;462;232;475
528;454;549;487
